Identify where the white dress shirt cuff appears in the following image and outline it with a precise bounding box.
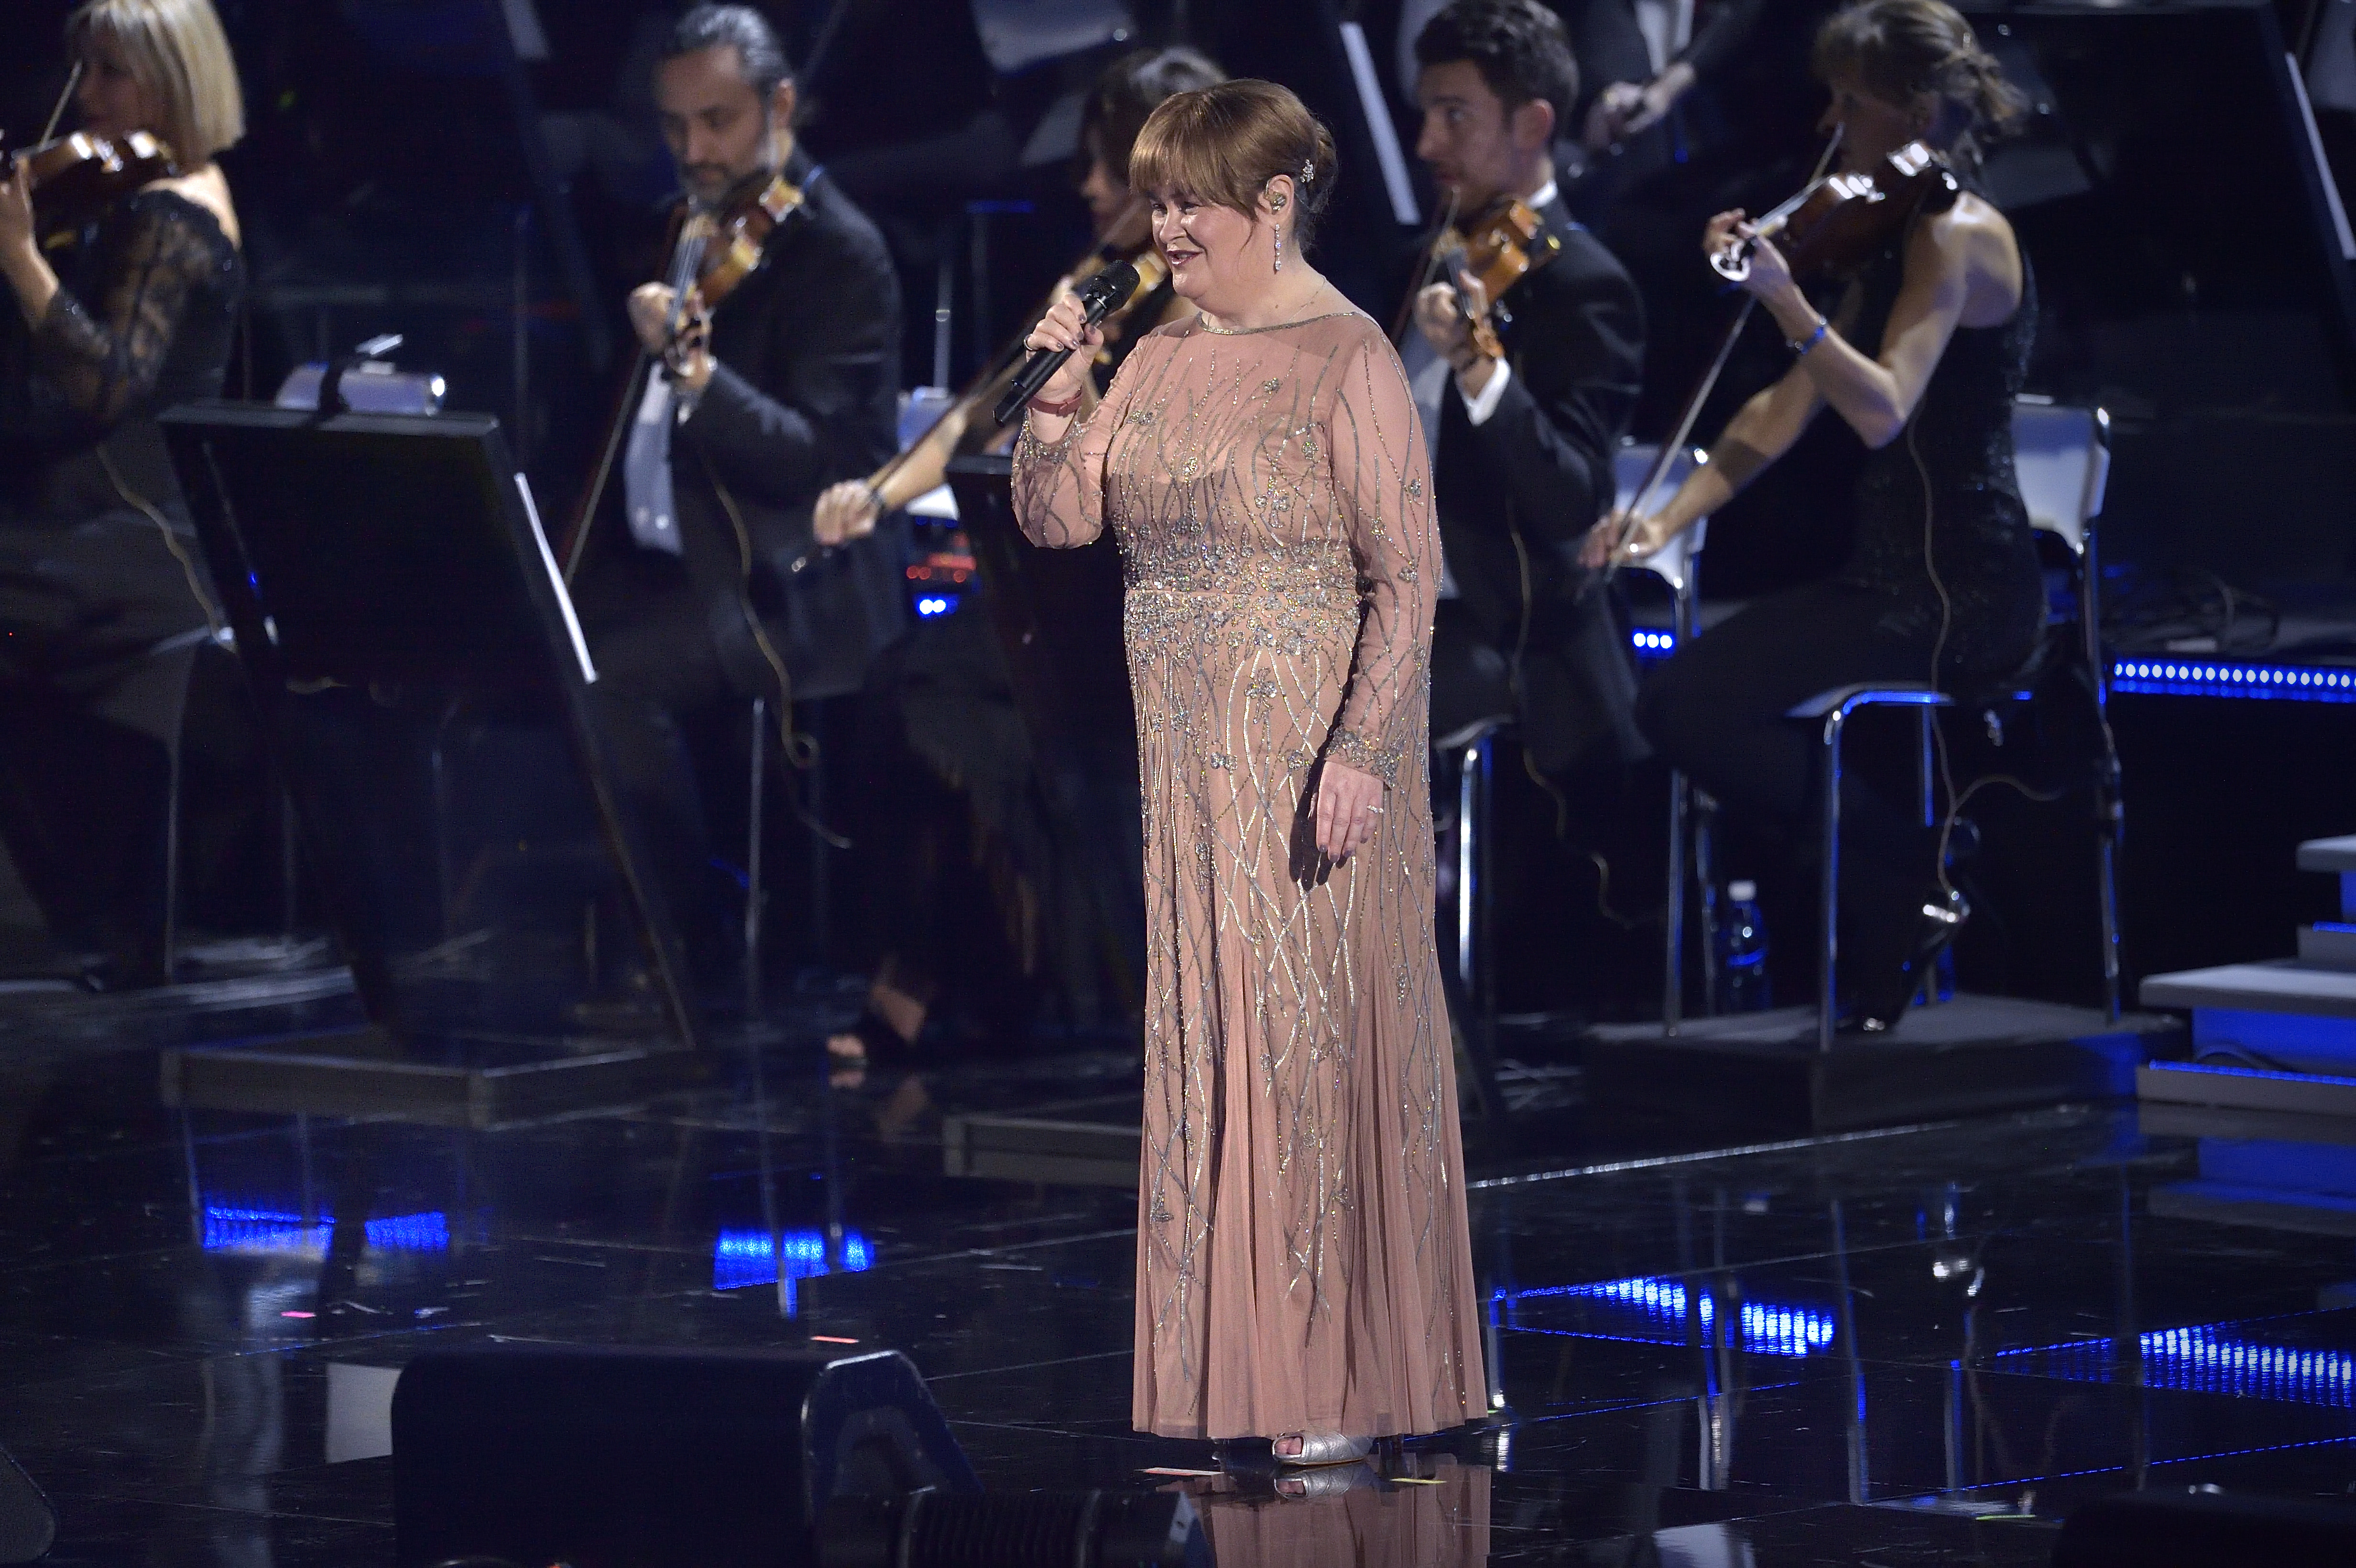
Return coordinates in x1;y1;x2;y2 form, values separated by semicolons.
1459;357;1512;426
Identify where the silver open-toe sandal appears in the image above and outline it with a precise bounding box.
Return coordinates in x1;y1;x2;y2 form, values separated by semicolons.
1276;1461;1378;1498
1272;1431;1374;1467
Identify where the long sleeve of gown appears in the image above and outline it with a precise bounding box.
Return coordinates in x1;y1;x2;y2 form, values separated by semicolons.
1324;334;1439;790
1009;360;1133;548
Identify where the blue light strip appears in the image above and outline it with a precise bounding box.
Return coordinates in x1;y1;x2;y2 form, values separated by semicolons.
1626;641;2356;699
712;1228;875;1291
2112;659;2356;703
1994;1322;2356;1408
201;1205;449;1254
1508;1274;1838;1358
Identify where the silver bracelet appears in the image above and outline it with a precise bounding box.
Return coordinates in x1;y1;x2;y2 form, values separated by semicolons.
1788;318;1829;359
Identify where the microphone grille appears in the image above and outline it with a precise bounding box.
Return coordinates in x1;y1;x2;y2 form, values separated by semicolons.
1087;260;1142;311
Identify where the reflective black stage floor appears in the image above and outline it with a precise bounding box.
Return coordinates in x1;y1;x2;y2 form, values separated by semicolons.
2;995;2353;1566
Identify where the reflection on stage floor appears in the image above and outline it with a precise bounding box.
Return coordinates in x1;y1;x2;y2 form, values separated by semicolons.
0;1005;2351;1566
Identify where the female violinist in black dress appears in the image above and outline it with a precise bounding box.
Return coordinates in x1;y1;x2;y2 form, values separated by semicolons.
1580;0;2033;1031
0;0;246;986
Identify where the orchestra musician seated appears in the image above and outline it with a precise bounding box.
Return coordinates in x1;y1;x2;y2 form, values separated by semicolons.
1582;0;2037;1033
1403;0;1647;846
0;0;245;988
569;3;905;1005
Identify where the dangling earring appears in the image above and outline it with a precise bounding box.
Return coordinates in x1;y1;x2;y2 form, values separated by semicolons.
1270;192;1288;272
1274;226;1284;272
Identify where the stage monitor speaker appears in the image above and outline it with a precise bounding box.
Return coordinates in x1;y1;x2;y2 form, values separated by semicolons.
0;1446;54;1565
391;1344;978;1568
2053;1487;2356;1566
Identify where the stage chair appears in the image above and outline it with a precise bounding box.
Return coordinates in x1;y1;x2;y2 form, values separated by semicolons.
1437;709;1507;1056
1612;441;1712;1036
1787;398;2116;1050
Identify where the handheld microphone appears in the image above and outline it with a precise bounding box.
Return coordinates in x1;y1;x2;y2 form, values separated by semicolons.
993;260;1142;425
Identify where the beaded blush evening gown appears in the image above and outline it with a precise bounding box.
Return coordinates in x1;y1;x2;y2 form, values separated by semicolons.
1012;306;1486;1442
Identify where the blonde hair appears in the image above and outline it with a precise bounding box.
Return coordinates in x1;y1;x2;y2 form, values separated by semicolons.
67;0;245;167
1128;79;1339;252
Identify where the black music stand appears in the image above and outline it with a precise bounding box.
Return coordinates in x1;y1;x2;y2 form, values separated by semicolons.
155;403;704;1125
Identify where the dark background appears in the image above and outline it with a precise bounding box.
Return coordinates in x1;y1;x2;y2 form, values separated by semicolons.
5;0;2354;1017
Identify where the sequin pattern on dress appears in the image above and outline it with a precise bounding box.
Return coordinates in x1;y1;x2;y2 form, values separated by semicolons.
1013;309;1487;1442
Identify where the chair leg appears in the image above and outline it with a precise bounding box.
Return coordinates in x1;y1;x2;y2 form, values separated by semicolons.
1694;791;1722;1015
1456;740;1478;994
745;697;766;1022
1475;738;1494;1032
1915;709;1952;1007
2097;833;2123;1023
162;735;183;983
2083;528;2123;1023
1448;736;1506;1125
1664;767;1686;1036
1819;712;1848;1054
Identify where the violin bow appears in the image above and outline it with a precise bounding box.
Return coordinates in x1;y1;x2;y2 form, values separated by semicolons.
1595;129;1844;591
560;212;706;584
40;62;82;143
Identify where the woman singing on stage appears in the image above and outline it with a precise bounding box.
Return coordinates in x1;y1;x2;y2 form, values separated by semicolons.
1581;0;2034;1033
0;0;244;987
1012;80;1486;1463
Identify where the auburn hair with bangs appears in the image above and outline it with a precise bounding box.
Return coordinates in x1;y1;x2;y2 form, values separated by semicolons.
1127;79;1339;252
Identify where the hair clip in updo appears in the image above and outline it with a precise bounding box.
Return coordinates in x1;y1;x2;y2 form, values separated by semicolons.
1299;158;1316;184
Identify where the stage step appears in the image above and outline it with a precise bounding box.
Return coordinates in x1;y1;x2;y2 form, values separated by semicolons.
1584;994;2177;1133
2138;837;2356;1096
2299;923;2356;970
2139;1059;2356;1119
2296;835;2356;874
2138;961;2356;1078
2141;960;2356;1019
2298;834;2356;921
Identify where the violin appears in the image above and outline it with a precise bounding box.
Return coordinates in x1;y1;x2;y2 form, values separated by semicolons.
562;167;808;581
1711;140;1959;285
650;168;808;361
1419;196;1560;360
4;130;180;244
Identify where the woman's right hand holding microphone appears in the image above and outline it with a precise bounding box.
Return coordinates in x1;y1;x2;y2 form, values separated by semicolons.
1022;287;1104;419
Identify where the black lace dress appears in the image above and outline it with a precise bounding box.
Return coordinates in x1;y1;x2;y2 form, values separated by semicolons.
0;188;244;969
1635;196;2040;896
1841;226;2042;687
3;189;244;535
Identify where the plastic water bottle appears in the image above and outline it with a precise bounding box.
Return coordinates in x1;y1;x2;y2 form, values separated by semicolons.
1717;881;1772;1012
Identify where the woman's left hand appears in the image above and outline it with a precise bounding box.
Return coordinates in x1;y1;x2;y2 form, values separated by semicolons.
1706;207;1798;307
1313;759;1386;861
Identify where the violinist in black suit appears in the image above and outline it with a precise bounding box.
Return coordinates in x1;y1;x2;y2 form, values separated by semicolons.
577;4;903;996
1406;0;1647;793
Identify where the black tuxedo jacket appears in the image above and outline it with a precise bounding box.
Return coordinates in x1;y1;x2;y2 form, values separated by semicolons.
664;146;905;703
1430;190;1646;781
